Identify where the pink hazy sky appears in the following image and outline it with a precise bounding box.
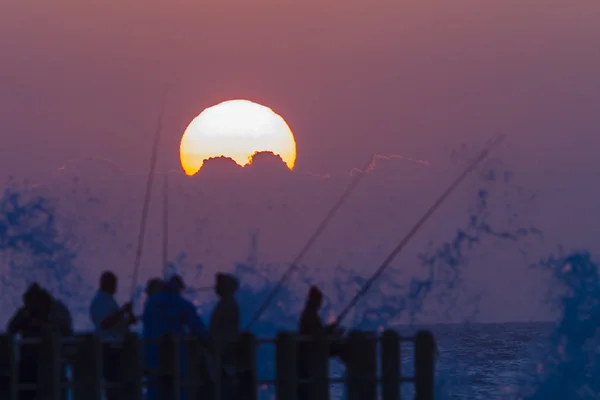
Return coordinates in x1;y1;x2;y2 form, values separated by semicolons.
1;0;598;176
1;0;600;323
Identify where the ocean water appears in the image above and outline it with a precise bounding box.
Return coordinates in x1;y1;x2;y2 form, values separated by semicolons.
249;322;554;400
428;322;552;399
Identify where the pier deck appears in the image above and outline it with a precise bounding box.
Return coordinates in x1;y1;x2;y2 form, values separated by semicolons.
0;329;436;400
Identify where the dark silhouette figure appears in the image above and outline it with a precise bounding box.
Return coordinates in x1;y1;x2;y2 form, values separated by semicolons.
143;275;208;400
145;278;164;297
47;291;73;337
6;283;61;400
141;277;164;317
297;286;346;400
44;288;73;400
209;273;240;400
89;271;135;400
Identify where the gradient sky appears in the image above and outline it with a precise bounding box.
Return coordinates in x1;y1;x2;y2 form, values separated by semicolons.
1;0;600;324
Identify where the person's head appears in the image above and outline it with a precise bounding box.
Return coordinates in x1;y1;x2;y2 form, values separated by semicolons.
99;271;118;295
145;278;164;297
215;273;239;298
23;283;42;310
307;285;323;310
166;275;185;294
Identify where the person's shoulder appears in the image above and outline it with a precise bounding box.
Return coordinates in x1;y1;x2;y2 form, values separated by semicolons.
55;299;69;310
153;291;170;300
147;292;173;308
90;291;102;307
53;300;70;315
226;297;239;308
179;296;197;311
91;291;116;309
144;294;159;308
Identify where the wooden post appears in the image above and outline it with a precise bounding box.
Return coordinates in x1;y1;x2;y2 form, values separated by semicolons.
185;335;202;400
381;330;401;400
312;330;329;400
158;333;180;400
120;332;143;400
275;332;297;400
414;330;435;400
0;335;18;400
213;337;223;400
38;331;61;400
236;332;257;400
346;331;377;400
72;334;102;400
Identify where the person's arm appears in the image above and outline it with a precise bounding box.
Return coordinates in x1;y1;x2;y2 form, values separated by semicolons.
103;302;135;331
58;303;74;336
92;297;131;331
208;303;222;334
232;304;240;334
65;314;74;336
7;308;28;335
216;302;240;347
184;302;208;338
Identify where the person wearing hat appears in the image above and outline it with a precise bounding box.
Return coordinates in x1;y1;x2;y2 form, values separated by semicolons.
209;273;240;348
7;283;74;400
145;278;164;297
7;283;55;400
297;285;347;400
208;273;240;399
142;278;164;311
143;274;208;400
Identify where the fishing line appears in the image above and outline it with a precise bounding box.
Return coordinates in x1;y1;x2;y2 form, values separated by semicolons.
334;135;506;327
245;155;375;330
129;86;169;299
161;174;170;279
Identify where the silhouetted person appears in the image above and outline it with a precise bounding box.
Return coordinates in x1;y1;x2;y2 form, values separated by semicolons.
209;273;240;400
90;271;135;400
42;288;73;400
143;275;208;400
142;278;164;315
146;278;164;297
47;292;73;338
7;283;54;400
297;286;346;400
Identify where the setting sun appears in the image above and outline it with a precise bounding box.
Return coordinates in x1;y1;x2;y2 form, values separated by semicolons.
179;100;297;176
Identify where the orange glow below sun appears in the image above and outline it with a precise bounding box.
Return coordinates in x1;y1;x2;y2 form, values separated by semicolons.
180;100;297;176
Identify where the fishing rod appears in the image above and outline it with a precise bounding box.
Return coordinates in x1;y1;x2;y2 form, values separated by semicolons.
161;173;170;279
245;155;376;330
129;87;169;300
334;135;506;327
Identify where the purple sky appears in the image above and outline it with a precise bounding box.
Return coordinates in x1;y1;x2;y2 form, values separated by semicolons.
1;0;600;324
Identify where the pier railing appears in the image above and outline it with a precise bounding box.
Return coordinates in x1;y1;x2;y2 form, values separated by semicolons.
0;329;436;400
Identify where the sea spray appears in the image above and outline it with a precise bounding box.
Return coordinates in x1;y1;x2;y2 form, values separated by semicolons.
164;162;543;399
516;251;600;399
0;159;580;400
0;183;91;327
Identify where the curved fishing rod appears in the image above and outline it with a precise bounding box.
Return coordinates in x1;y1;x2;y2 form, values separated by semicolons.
129;87;169;300
161;173;170;279
245;155;376;330
334;135;506;327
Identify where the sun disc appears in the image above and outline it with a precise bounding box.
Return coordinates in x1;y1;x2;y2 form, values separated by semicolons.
180;99;297;176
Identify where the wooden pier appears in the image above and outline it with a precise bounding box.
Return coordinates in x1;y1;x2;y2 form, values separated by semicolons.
0;329;436;400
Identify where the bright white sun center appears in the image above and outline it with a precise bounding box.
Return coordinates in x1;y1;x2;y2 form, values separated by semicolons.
179;99;297;176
